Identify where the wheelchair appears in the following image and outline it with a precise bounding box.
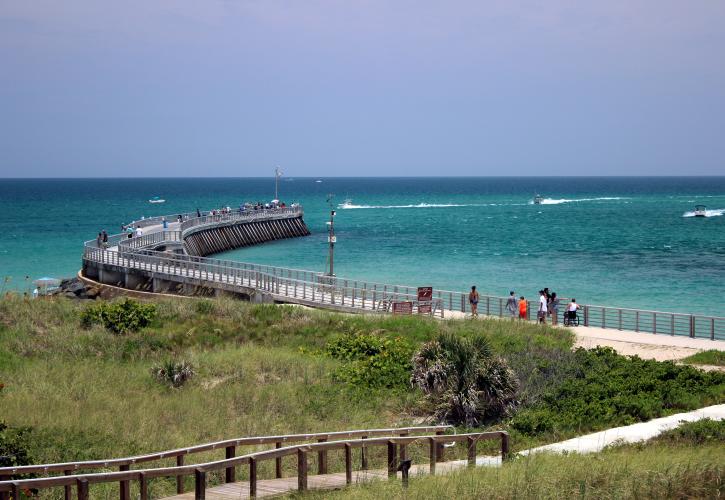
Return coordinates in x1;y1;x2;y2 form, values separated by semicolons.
563;310;580;326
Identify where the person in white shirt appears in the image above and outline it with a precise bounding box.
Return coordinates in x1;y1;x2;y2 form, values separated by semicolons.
538;290;548;324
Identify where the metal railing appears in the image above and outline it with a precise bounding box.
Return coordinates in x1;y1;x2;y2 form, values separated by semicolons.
83;211;725;340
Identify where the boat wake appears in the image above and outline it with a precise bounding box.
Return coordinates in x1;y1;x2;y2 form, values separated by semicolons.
338;202;482;209
531;197;627;205
682;208;725;218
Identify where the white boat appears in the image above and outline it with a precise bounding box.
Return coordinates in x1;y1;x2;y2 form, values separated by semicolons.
149;197;166;204
694;205;707;217
533;194;544;205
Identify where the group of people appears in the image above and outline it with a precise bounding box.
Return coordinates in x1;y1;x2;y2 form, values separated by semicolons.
468;286;581;325
95;230;109;248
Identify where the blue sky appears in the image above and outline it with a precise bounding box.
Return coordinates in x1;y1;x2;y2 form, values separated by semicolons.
1;1;724;177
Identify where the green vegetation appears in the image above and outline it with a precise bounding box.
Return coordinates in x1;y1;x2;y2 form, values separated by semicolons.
80;298;157;334
310;441;724;499
0;294;723;498
651;418;725;445
151;360;195;388
411;334;518;425
510;347;724;438
682;349;725;366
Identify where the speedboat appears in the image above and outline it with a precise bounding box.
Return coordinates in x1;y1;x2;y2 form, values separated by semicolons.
533;194;544;205
149;196;166;204
340;198;353;208
693;205;707;217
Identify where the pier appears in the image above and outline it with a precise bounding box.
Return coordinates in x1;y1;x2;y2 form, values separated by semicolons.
81;207;725;339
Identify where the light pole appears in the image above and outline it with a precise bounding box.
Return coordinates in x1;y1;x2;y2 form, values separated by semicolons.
326;194;336;277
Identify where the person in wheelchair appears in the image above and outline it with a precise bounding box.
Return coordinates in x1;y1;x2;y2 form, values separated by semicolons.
565;298;580;325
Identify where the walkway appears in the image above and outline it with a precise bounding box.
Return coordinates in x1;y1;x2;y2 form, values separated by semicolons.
522;404;725;455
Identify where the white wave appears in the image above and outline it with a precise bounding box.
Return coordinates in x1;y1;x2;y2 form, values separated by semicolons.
682;208;725;218
339;202;476;209
532;197;627;205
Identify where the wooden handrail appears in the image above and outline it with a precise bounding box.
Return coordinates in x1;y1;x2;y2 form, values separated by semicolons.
0;426;450;476
0;431;509;498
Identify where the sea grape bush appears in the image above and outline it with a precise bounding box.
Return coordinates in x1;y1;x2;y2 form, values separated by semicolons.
325;333;413;389
81;299;157;334
511;347;725;436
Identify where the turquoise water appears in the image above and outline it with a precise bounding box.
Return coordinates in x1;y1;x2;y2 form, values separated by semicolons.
1;177;724;316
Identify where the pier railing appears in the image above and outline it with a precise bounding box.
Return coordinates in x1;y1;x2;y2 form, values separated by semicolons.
83;212;725;340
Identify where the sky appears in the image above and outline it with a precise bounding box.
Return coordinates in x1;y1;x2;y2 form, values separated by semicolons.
1;1;724;177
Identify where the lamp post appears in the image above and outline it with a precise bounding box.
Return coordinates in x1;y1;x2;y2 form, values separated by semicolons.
326;194;336;277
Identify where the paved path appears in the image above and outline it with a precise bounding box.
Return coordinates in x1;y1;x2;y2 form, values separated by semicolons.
522;404;725;455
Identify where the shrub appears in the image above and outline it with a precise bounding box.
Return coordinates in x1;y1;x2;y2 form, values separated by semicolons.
411;333;519;426
654;418;725;445
195;300;215;315
152;360;195;388
325;333;413;388
81;299;157;334
510;347;725;436
1;383;33;467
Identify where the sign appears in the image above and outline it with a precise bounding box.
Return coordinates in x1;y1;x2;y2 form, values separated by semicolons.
418;303;432;315
417;287;433;301
392;301;413;315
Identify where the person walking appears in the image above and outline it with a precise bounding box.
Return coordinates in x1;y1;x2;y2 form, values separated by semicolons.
538;290;548;324
101;230;108;249
469;286;480;317
96;232;103;248
518;296;527;320
549;292;560;325
506;291;517;319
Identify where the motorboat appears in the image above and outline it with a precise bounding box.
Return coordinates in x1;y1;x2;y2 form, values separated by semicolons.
340;198;353;208
693;205;707;217
149;196;166;204
533;194;544;205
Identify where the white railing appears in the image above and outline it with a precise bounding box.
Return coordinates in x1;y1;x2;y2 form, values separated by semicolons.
83;212;725;339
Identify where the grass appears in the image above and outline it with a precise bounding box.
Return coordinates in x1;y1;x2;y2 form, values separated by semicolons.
682;349;725;366
0;294;723;498
304;420;725;499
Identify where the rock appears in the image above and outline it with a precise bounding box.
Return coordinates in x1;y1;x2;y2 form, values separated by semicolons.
64;279;86;295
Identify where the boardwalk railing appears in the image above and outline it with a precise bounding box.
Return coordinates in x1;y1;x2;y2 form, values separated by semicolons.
0;426;450;499
0;429;508;500
83;211;725;339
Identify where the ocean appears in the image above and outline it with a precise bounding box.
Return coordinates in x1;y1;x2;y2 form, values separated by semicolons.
1;177;724;317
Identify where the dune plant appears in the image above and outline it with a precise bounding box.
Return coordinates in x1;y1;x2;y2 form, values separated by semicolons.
152;360;195;388
411;333;519;426
81;298;157;334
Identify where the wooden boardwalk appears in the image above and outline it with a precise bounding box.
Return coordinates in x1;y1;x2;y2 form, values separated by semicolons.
163;459;500;499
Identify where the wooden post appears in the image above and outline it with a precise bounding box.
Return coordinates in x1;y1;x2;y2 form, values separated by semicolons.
297;449;308;491
10;483;19;500
64;470;72;500
387;441;398;478
344;443;352;484
119;464;130;500
76;479;89;500
317;438;328;474
0;475;8;500
139;472;148;500
428;438;436;475
361;436;368;470
275;442;283;478
249;458;257;498
467;436;476;466
176;455;185;494
194;469;206;500
501;432;510;461
435;430;445;462
225;445;236;483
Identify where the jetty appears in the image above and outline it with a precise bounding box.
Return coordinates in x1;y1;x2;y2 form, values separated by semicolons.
80;206;725;340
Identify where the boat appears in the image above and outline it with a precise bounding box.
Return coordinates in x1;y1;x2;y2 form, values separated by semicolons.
693;205;707;217
149;196;166;204
339;198;353;208
533;194;544;205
